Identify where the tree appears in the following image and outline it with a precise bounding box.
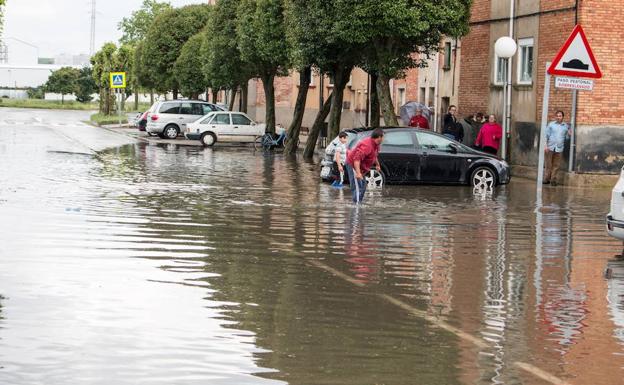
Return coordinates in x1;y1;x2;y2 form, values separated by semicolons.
91;43;117;114
0;0;5;38
75;67;97;103
285;0;364;156
175;32;207;99
45;67;80;104
236;0;289;134
202;0;254;112
337;0;472;126
114;44;134;111
118;0;172;45
141;4;212;99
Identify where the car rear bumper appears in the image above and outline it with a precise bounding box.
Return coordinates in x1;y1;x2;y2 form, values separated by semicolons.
607;214;624;240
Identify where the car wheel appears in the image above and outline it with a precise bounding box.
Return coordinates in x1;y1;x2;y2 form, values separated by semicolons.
471;166;496;188
366;169;384;188
200;132;217;147
163;124;179;140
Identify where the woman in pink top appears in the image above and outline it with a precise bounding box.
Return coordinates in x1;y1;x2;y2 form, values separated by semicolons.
475;114;503;155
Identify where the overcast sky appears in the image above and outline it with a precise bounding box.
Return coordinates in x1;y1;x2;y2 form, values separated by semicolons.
3;0;207;57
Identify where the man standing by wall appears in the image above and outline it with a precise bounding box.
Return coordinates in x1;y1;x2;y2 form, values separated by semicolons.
544;110;570;186
346;128;384;204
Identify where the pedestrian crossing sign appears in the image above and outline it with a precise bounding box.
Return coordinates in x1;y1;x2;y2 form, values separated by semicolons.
110;72;126;88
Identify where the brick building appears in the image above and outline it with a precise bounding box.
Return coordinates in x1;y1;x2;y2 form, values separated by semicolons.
458;0;624;174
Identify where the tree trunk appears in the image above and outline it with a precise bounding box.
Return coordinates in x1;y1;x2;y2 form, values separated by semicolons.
99;88;105;114
172;89;179;100
303;92;333;159
369;72;380;127
328;65;352;139
377;74;398;126
150;91;154;105
284;66;311;155
228;87;237;111
61;94;64;105
240;82;248;113
134;91;139;111
262;73;276;134
212;89;218;104
190;92;199;100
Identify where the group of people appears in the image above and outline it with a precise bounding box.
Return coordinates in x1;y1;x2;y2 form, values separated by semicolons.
442;105;504;155
331;106;570;204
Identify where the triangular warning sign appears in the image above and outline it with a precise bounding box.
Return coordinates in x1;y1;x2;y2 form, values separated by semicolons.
113;75;123;84
548;25;602;79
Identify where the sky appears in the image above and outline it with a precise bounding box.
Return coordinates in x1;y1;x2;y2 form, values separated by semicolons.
3;0;207;57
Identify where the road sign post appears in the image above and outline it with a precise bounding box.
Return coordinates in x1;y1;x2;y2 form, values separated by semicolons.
110;72;127;127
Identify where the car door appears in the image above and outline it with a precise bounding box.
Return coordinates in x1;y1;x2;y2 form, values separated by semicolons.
178;102;197;130
208;113;233;139
415;131;464;183
379;130;418;184
231;113;256;138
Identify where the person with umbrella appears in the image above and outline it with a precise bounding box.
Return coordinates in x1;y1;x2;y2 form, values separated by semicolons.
409;108;429;129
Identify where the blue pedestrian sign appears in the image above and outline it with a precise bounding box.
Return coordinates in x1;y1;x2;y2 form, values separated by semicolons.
110;72;126;88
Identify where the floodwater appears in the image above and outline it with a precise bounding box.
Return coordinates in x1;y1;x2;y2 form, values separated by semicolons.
1;110;624;385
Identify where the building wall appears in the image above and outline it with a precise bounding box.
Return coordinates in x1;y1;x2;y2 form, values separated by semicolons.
458;23;491;123
574;0;624;173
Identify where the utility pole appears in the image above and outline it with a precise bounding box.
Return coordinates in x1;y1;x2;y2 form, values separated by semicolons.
90;0;96;56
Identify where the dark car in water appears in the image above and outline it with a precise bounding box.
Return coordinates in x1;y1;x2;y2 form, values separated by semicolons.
320;127;511;188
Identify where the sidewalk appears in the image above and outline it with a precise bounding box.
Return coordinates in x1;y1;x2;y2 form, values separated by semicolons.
512;165;617;188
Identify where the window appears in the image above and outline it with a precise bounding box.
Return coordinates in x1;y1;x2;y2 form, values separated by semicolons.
201;114;215;124
383;131;414;148
191;103;205;116
416;132;454;152
159;102;180;114
180;102;193;115
202;104;217;115
517;38;534;84
232;114;252;125
494;55;508;85
420;87;426;104
443;42;452;69
212;113;231;125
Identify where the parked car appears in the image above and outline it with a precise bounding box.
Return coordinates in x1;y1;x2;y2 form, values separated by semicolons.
146;100;226;139
184;111;266;147
607;166;624;241
320;127;511;188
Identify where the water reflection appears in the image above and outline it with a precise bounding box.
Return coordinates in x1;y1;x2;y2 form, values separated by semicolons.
2;121;624;384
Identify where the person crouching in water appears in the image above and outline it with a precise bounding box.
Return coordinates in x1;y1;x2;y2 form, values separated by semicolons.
475;114;503;155
345;128;384;204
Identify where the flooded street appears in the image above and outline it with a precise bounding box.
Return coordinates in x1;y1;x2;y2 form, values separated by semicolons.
1;108;624;384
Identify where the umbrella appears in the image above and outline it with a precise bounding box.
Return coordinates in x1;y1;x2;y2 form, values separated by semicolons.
399;102;433;126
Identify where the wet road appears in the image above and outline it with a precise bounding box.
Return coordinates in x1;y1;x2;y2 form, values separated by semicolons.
1;108;624;384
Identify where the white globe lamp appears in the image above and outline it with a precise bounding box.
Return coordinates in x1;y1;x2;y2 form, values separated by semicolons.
495;36;517;58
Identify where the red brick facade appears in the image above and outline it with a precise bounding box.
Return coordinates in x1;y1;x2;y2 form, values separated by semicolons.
577;0;624;125
458;24;491;117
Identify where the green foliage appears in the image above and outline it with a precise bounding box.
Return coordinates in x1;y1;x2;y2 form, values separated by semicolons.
236;0;289;78
336;0;472;78
174;32;206;97
91;42;117;89
75;67;97;103
44;67;81;103
118;0;172;45
202;0;253;91
0;99;98;110
26;86;45;99
90;113;128;126
142;4;212;94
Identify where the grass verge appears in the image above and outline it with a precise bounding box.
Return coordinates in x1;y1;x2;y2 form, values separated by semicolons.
90;113;128;126
0;98;98;110
0;98;152;113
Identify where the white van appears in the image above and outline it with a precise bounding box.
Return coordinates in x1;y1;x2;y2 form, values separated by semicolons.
146;100;225;139
607;166;624;241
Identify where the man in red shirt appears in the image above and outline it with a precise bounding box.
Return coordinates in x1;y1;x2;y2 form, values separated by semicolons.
408;108;429;129
345;128;384;204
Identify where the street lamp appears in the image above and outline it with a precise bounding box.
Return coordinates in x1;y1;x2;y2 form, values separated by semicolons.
494;36;517;160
